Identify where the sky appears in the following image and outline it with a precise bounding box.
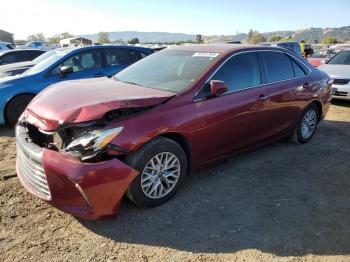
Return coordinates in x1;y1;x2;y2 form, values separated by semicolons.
1;0;349;40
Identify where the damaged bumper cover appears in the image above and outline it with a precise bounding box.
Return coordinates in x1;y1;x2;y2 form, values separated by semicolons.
16;124;139;220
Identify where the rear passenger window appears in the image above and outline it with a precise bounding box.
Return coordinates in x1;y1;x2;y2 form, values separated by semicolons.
261;51;294;83
105;49;146;67
211;52;261;92
291;58;307;77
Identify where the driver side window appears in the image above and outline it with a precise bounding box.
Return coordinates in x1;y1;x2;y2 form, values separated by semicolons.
211;52;261;92
50;51;102;76
197;52;261;99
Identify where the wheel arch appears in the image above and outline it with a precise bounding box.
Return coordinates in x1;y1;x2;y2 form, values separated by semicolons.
158;132;192;170
309;99;323;122
4;92;36;124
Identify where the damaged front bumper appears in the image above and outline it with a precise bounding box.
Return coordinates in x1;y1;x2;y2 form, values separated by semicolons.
15;124;139;220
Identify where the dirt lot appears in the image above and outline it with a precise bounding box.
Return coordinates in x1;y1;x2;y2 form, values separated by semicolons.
0;101;349;262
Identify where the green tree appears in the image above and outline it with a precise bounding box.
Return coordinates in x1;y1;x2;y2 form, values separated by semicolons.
47;34;60;44
47;32;74;44
248;31;266;44
196;34;203;43
280;35;293;42
97;31;110;44
321;36;339;45
27;33;45;42
269;35;282;42
247;29;254;40
60;32;73;39
128;38;140;45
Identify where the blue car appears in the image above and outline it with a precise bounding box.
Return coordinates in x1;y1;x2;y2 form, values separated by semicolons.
0;45;154;125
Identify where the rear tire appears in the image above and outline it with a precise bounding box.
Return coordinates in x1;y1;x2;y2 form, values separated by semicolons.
125;137;187;207
5;94;34;126
290;103;319;144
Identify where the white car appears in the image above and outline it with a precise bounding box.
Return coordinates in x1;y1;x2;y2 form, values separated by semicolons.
318;49;350;100
0;42;15;52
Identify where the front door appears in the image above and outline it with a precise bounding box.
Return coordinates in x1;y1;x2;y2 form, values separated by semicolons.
193;51;271;163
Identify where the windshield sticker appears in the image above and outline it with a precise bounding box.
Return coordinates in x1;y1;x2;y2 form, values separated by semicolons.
192;52;220;58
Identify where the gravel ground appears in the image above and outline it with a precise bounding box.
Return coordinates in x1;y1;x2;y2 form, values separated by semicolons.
0;101;349;262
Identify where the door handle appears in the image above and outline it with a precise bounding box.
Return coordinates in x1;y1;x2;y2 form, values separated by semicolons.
95;73;105;77
257;94;269;102
303;83;310;88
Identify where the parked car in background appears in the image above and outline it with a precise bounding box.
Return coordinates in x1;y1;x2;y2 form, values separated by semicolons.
0;45;154;125
0;42;15;52
0;49;60;78
0;49;45;65
308;48;343;67
15;44;332;220
259;42;303;56
332;44;350;49
318;49;350;100
17;41;58;51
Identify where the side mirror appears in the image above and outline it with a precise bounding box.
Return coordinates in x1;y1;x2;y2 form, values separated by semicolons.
59;66;73;76
210;80;228;96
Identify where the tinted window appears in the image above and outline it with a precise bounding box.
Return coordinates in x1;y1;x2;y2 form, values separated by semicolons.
19;51;43;61
291;58;307;78
211;52;261;92
50;50;102;75
105;49;146;67
0;54;17;64
261;51;294;83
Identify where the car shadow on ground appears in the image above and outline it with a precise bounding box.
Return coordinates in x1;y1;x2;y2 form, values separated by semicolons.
80;119;350;256
0;126;14;137
332;99;350;107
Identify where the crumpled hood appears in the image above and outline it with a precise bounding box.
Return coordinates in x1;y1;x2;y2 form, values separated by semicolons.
318;64;350;78
25;77;175;131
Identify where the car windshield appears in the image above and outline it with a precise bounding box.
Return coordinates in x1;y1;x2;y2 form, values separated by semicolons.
32;50;56;63
23;49;72;76
114;50;220;93
311;49;340;58
327;50;350;65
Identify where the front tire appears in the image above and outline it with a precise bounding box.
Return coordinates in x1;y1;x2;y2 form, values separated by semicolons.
5;94;34;126
291;104;319;144
125;137;187;207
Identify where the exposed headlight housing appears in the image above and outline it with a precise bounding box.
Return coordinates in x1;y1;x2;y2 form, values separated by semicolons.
64;127;123;160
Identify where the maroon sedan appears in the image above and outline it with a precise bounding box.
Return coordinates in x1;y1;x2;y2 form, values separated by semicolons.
16;44;332;220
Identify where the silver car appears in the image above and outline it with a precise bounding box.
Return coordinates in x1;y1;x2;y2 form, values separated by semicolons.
318;49;350;100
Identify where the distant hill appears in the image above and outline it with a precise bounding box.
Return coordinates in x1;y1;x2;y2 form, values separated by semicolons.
204;26;350;43
81;31;196;43
79;26;350;44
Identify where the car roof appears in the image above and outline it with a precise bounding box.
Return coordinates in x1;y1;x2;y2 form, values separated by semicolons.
165;44;292;56
0;49;45;55
65;45;154;54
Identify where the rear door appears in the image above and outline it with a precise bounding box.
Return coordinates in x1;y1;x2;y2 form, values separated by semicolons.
258;51;312;138
103;48;148;77
194;51;271;163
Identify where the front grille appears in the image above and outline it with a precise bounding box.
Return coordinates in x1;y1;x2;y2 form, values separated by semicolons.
333;79;350;85
16;125;51;200
334;91;349;97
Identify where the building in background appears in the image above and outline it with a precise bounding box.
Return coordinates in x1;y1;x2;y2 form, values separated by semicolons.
0;29;14;44
59;37;92;47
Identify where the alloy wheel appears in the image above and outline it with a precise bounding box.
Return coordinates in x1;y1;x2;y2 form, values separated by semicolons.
301;109;317;139
141;152;180;199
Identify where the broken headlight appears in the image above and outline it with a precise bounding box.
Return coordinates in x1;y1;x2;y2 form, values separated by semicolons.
64;127;123;160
